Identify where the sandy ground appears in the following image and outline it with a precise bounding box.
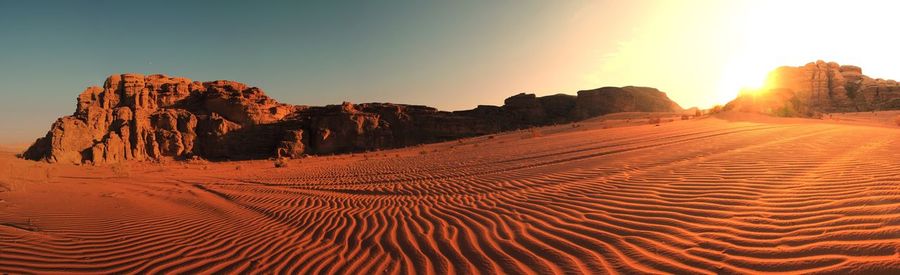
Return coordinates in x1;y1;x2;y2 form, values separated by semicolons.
2;111;900;274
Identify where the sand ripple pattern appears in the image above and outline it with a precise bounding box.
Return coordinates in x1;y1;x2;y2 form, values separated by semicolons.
2;119;900;274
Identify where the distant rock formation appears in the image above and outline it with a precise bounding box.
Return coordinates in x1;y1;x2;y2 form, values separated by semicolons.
726;60;900;116
573;87;684;119
24;74;682;164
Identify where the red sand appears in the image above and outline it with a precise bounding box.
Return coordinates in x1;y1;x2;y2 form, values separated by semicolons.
2;112;900;274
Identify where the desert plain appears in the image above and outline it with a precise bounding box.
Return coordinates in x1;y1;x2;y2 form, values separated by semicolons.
2;111;900;274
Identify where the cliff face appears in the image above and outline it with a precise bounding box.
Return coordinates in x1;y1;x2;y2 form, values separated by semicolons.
726;61;900;116
573;86;684;119
24;74;682;164
499;86;682;123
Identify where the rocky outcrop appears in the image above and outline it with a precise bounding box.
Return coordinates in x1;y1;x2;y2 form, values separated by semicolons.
573;86;683;119
726;61;900;116
24;73;296;164
24;74;682;164
490;86;682;125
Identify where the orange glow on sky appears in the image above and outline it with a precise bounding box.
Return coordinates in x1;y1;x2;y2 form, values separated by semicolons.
557;0;900;109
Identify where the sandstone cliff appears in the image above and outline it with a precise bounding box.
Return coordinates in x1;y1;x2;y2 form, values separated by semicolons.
24;74;682;164
726;61;900;116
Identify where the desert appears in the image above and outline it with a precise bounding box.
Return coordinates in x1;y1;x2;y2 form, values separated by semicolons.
5;1;900;274
3;109;900;273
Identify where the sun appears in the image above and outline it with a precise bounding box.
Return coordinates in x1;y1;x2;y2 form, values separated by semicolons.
714;60;772;105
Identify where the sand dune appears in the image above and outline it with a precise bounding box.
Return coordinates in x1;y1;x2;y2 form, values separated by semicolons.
2;113;900;274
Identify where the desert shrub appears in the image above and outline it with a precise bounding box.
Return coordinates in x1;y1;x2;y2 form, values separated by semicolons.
681;114;690;120
419;150;429;155
648;117;662;125
110;162;131;178
274;158;289;168
773;105;798;117
694;109;702;117
487;135;495;140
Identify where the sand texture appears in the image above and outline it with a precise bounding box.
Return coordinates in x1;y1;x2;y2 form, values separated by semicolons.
2;112;900;274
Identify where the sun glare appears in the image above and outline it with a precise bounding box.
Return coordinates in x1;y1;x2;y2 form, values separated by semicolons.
701;0;900;108
714;60;770;105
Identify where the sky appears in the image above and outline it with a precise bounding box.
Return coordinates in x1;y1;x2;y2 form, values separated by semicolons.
2;0;900;145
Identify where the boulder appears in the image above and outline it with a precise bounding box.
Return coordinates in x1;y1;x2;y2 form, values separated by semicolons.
276;130;307;159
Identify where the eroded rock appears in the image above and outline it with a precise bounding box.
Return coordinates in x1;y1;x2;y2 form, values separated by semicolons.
25;74;682;164
727;61;900;116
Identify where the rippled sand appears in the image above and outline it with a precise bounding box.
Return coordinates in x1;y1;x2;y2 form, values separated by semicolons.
2;112;900;274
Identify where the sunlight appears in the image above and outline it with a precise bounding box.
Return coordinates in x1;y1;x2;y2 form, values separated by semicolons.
9;2;900;274
715;59;771;105
706;0;900;108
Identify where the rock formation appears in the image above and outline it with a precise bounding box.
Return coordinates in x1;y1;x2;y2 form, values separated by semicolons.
24;74;682;164
573;87;684;119
726;61;900;116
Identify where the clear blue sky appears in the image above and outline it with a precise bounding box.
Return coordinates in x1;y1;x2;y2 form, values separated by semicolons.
2;0;898;146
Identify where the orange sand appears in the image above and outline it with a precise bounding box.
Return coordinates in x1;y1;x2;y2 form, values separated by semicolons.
2;112;900;274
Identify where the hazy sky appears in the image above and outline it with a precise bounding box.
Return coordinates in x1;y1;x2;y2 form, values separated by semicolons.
2;0;899;145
